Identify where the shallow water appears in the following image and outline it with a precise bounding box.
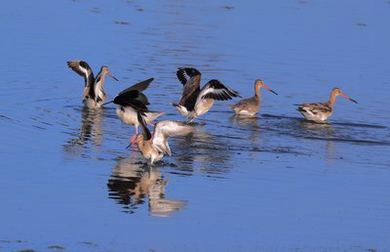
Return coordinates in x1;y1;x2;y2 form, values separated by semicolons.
1;0;390;251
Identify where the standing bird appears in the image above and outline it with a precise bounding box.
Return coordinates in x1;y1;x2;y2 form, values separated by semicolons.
172;67;240;122
109;78;164;144
231;79;278;117
135;112;194;165
67;60;118;108
297;87;358;123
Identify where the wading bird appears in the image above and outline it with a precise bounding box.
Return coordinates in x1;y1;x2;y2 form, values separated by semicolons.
67;60;118;108
106;78;164;145
135;112;193;165
173;67;240;122
231;79;277;116
297;87;358;123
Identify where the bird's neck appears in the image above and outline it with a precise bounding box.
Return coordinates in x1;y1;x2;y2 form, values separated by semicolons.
328;91;337;108
137;137;144;147
254;87;261;99
98;74;107;85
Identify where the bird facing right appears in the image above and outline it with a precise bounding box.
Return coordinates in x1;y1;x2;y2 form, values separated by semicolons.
297;87;358;123
231;79;278;117
67;60;119;109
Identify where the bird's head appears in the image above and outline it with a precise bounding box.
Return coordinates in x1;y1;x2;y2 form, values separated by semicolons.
101;66;119;81
332;87;358;104
184;67;201;77
254;79;278;95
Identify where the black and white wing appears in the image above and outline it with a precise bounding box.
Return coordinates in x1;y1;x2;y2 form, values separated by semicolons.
198;79;240;101
152;121;193;156
176;67;201;85
113;79;154;112
67;60;95;88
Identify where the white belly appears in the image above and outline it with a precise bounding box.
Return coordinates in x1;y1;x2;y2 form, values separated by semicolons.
300;111;330;123
116;107;163;126
84;98;102;109
116;107;138;126
236;110;257;117
140;147;163;165
150;152;164;164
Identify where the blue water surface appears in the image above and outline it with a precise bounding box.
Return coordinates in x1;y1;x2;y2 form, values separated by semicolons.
0;0;389;251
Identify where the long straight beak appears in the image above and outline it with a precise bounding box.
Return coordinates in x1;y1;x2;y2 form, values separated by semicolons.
108;72;119;81
103;100;114;106
341;93;358;104
263;84;278;95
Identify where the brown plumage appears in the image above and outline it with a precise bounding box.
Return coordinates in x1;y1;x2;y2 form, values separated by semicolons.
135;112;194;164
297;87;358;123
231;79;277;117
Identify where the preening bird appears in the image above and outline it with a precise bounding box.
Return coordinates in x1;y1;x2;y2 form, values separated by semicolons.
231;79;277;117
297;87;358;123
173;67;240;122
67;60;118;108
135;112;194;164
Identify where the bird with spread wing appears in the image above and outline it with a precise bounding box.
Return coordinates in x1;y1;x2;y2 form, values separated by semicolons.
67;60;118;108
173;67;240;122
135;111;194;165
105;78;164;145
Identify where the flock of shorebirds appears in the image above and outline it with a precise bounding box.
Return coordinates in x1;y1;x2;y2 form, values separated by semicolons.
67;60;358;164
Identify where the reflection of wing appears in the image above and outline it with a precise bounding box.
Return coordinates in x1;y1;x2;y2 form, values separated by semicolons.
118;78;154;95
67;60;95;88
199;79;240;101
152;121;193;156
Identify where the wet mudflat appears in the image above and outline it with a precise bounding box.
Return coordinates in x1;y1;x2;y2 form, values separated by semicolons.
0;0;389;251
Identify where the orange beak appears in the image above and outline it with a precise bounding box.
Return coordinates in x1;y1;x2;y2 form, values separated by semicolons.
340;92;358;104
263;84;278;95
108;72;119;81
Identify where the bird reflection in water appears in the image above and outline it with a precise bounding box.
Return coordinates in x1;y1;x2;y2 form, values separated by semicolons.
299;120;336;163
230;114;260;146
63;107;104;154
107;157;186;217
171;126;233;176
